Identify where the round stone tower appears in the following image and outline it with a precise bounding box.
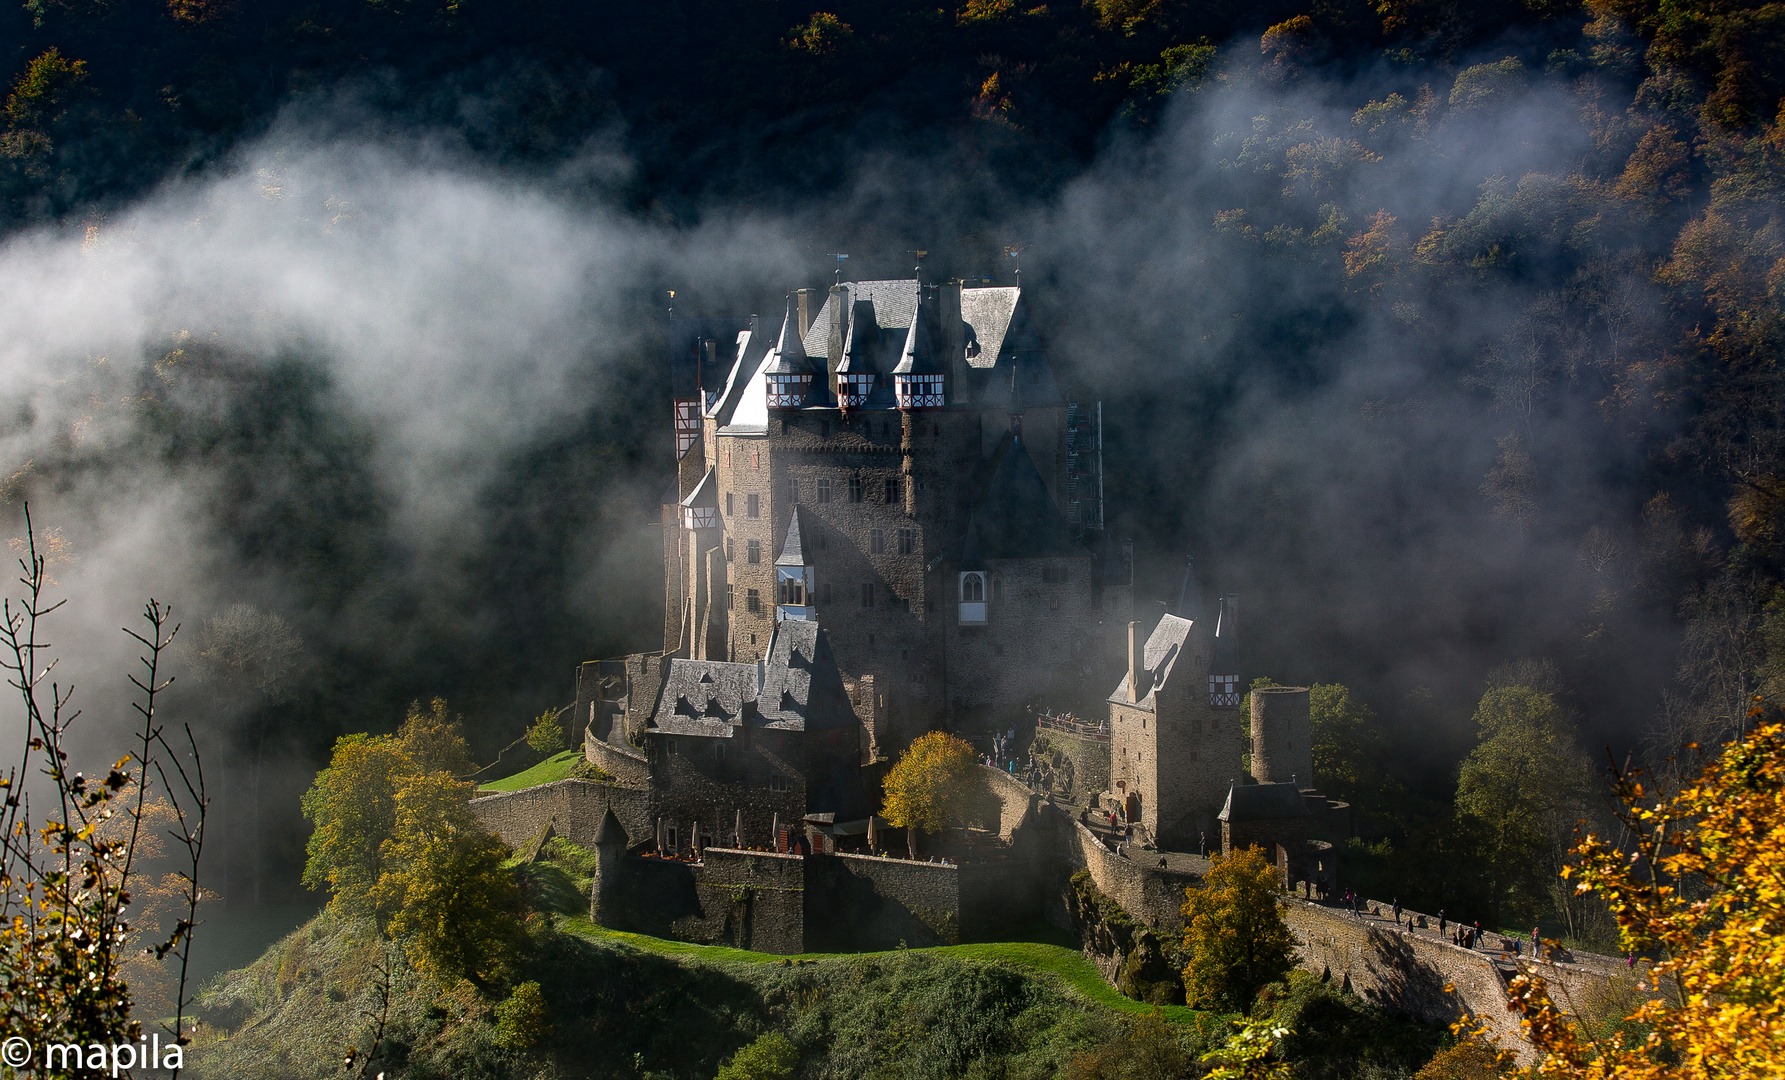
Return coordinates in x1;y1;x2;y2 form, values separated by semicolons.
1251;686;1313;787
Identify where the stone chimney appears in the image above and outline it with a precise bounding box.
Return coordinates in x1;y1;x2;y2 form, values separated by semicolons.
1127;621;1140;703
796;288;818;341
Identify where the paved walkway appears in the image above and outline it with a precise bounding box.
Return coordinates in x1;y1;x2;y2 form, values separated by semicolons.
1323;897;1628;976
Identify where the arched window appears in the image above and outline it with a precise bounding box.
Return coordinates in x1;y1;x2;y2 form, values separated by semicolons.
958;572;987;625
990;573;1004;602
961;573;985;602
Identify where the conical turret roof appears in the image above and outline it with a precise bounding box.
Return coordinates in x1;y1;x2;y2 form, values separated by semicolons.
762;296;812;376
894;292;943;375
837;298;883;374
776;506;810;566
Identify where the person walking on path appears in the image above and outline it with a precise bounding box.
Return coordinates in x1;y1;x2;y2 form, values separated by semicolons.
1438;910;1447;933
1531;926;1540;952
1392;898;1402;925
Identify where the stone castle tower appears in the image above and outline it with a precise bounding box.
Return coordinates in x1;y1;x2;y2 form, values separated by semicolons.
663;279;1132;757
1105;574;1245;850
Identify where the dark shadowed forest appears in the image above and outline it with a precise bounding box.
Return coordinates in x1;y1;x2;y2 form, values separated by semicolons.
4;0;1785;932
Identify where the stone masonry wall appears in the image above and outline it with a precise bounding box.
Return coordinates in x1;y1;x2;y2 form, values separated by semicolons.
470;780;654;852
1282;900;1525;1057
609;847;808;952
584;727;651;787
1061;815;1204;936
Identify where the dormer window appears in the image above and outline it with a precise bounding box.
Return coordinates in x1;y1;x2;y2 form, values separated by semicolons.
1209;674;1239;708
766;372;810;408
959;572;987;625
838;372;874;407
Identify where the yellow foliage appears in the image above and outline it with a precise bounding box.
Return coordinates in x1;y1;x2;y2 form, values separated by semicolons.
880;731;979;836
1507;709;1785;1078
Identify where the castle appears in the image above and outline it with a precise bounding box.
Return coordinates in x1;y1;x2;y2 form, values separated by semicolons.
463;281;1624;1046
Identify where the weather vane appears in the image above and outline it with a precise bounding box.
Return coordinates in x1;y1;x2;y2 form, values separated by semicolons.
908;249;929;284
1004;245;1028;283
828;252;849;284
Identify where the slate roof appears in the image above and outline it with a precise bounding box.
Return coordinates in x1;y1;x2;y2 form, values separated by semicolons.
650;621;855;737
762;298;817;377
1219;782;1311;822
776;506;809;567
680;468;718;509
932;435;1085;564
801;281;920;359
893;293;944;375
837;298;893;375
957;288;1018;370
595;806;629;846
1110;614;1198;705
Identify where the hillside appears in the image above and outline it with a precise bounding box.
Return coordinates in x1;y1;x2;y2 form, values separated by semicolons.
187;907;1448;1079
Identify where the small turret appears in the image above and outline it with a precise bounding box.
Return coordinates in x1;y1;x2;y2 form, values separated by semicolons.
775;507;816;622
836;297;880;409
1209;595;1239;707
894;293;946;409
589;806;629;925
763;298;814;409
680;468;720;530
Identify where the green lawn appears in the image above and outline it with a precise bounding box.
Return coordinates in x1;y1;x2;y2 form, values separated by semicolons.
479;749;580;792
559;917;1199;1023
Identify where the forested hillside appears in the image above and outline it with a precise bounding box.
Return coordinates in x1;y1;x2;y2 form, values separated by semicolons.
4;0;1785;915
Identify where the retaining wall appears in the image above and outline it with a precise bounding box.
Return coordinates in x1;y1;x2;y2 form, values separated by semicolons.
470;780;653;851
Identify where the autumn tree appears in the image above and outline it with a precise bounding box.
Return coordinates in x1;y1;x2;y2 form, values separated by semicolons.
1507;709;1785;1078
372;771;524;991
302;702;523;993
300;732;414;913
881;731;982;857
1181;846;1298;1011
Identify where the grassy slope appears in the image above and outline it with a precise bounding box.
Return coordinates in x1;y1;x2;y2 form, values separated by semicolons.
557;917;1198;1023
478;748;580;792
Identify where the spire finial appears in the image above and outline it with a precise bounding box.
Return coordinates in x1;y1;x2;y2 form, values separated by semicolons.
1004;245;1027;283
828;252;849;285
909;249;929;285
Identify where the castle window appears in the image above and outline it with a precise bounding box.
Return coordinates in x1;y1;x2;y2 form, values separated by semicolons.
787;478;799;503
666;825;678;850
991;574;1003;601
716;744;727;764
870;529;886;554
884;477;898;503
1042;566;1069;584
821;583;833;606
725;493;734;516
753;451;760;469
666;738;677;757
860;583;874;607
747;540;761;564
747;494;760;519
898;528;915;555
960;574;984;602
726;538;734;562
770;773;788;793
727;584;734;610
817;478;832;504
747;589;761;612
868;633;875;647
1049;596;1061;611
848;476;864;503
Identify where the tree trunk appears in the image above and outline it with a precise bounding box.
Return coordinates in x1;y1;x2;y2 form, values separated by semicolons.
907;825;918;859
